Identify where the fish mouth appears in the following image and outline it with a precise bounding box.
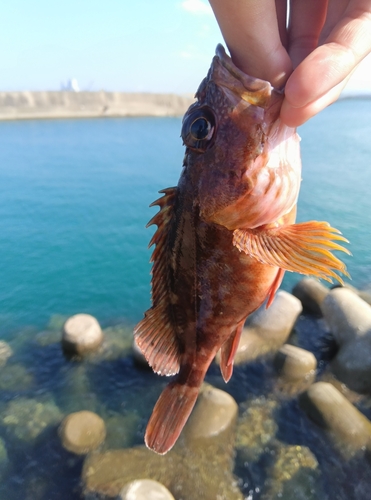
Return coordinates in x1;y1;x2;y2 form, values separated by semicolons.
210;44;274;109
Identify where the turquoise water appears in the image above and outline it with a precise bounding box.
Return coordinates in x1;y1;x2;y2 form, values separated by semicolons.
296;99;371;285
1;101;371;337
0;101;371;499
0;117;182;335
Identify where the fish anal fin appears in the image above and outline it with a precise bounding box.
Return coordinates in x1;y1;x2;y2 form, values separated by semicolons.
145;381;199;454
219;320;244;382
266;268;285;308
134;187;180;376
233;221;350;285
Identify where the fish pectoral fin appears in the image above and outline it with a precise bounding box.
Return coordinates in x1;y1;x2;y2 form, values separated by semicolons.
233;221;351;284
219;320;244;383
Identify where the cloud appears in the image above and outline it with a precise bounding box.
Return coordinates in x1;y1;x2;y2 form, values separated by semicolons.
180;50;193;59
179;45;211;61
181;0;213;15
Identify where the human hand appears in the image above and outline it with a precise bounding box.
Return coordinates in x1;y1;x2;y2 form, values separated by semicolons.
209;0;371;127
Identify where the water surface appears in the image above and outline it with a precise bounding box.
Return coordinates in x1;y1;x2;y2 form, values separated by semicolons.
0;100;371;499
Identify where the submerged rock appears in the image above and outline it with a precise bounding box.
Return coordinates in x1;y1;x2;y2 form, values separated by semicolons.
83;385;243;500
0;363;34;391
35;314;69;346
57;363;99;414
23;476;49;500
184;385;238;442
262;443;320;500
358;288;371;306
274;344;317;393
235;396;278;462
34;329;62;346
117;479;175;500
292;278;329;316
104;411;140;450
226;291;302;365
321;287;371;345
83;448;175;499
48;314;69;331
332;283;371;307
300;382;371;457
0;437;8;475
62;314;103;355
98;324;134;362
1;397;63;441
275;344;317;380
83;445;242;500
321;287;371;392
59;410;106;455
320;370;363;404
0;341;13;367
331;341;371;394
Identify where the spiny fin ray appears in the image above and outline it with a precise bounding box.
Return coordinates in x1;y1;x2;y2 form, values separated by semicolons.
134;187;180;376
233;221;350;285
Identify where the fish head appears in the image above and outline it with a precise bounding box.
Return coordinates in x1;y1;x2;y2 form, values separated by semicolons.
181;44;301;230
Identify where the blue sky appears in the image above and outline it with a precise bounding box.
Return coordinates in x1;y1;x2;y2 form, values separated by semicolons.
0;0;221;92
1;0;370;93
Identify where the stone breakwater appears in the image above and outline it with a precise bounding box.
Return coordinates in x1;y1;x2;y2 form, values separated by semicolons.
0;91;195;120
1;282;371;499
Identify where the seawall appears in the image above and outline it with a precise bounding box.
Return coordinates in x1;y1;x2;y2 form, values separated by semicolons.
0;91;195;120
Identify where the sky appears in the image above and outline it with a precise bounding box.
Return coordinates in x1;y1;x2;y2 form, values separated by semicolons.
0;0;370;94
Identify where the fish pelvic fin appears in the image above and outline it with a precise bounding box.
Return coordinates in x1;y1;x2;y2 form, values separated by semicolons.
145;380;200;455
266;268;285;308
233;221;351;285
219;319;244;382
134;187;181;376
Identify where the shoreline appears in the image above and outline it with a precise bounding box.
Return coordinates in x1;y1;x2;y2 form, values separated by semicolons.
0;91;195;121
0;90;370;122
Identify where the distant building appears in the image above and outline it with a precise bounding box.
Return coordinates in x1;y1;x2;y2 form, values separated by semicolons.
61;78;80;92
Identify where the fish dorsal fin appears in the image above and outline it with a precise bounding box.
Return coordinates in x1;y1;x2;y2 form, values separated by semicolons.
233;221;350;284
134;188;180;376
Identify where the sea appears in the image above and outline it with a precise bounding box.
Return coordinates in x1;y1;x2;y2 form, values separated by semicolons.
0;99;371;499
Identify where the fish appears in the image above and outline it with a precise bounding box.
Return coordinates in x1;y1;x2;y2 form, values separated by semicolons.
134;44;350;455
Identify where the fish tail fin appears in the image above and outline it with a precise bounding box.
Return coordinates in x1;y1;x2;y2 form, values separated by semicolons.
145;380;200;455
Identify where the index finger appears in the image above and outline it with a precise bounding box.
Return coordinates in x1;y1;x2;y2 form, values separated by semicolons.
209;0;292;87
288;0;329;67
285;0;371;109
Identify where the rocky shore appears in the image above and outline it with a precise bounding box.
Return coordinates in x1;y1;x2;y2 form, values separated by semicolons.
0;91;195;121
1;280;371;499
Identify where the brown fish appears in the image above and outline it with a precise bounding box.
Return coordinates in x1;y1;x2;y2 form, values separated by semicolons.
134;45;349;455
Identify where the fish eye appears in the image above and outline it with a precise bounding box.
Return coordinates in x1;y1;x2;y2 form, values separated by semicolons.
181;106;216;152
190;117;211;141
